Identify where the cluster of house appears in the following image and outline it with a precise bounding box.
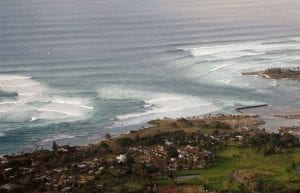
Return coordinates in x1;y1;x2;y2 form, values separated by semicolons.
0;156;106;193
0;129;245;193
127;142;217;173
118;127;259;179
279;126;300;139
1;118;296;193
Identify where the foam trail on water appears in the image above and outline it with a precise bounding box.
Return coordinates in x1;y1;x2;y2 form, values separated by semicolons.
210;64;233;72
0;101;18;105
36;108;80;116
41;134;76;143
215;79;234;84
51;99;94;110
0;75;32;81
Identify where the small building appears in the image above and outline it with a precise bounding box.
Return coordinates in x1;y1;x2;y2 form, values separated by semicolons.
116;155;127;163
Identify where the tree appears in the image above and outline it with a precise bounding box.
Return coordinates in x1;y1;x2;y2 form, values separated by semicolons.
100;142;109;149
125;155;135;166
134;134;140;142
105;133;111;139
0;173;5;183
52;141;59;152
167;147;178;158
116;138;134;146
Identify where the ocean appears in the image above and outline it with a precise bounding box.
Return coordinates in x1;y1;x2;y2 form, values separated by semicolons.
1;0;300;154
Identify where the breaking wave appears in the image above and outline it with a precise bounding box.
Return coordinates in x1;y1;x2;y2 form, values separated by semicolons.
98;86;220;127
182;40;300;59
0;75;93;124
41;134;76;143
177;37;300;88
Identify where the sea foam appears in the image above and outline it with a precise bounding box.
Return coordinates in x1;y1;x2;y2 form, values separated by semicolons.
41;134;76;143
0;74;93;124
177;38;300;88
182;41;300;58
98;86;220;127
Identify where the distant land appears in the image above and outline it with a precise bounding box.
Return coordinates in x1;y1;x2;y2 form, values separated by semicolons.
243;67;300;80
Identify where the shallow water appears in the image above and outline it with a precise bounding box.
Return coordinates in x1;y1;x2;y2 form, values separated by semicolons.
1;0;300;154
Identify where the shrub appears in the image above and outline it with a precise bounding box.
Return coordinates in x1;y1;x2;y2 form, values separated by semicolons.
105;133;112;139
166;147;178;158
116;138;134;146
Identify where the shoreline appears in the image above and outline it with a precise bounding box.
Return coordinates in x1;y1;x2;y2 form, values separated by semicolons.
1;113;263;157
1;113;299;193
2;100;297;157
0;103;283;157
2;66;299;156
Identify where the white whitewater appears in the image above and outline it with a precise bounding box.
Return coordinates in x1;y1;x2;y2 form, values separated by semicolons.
98;86;220;127
0;75;93;123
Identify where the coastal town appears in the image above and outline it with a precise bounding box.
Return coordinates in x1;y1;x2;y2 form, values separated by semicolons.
1;115;300;193
1;0;300;192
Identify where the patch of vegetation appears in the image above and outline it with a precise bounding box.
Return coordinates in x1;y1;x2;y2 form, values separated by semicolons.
195;146;300;192
265;67;300;74
203;121;231;130
244;132;299;155
264;67;300;79
116;137;134;146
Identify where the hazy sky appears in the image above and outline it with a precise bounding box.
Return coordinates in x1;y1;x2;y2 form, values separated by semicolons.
157;0;300;27
1;0;300;27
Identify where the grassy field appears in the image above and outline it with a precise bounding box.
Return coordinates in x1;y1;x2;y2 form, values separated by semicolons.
159;146;300;192
201;146;300;191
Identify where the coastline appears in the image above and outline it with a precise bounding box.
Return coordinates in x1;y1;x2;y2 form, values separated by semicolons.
1;114;299;193
0;114;267;157
1;0;300;192
1;66;300;192
1;102;293;157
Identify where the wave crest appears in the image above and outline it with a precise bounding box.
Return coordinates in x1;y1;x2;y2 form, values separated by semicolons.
99;85;219;127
